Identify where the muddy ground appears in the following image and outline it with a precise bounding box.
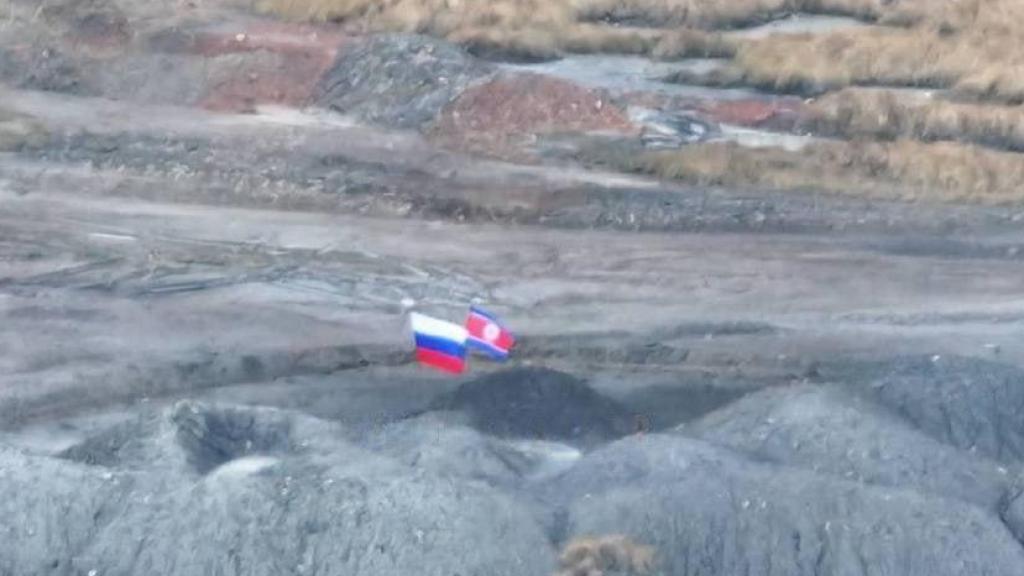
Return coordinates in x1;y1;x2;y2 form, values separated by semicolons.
5;1;1024;575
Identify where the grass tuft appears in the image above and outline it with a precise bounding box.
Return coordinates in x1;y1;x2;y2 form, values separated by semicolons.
0;108;48;152
727;0;1024;102
555;534;657;576
257;0;917;59
804;88;1024;152
632;139;1024;204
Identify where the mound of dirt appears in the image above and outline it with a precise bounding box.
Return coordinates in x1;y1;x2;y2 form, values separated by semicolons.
431;72;637;158
313;34;493;129
825;355;1024;464
7;402;555;576
0;447;133;576
193;22;349;112
686;384;1017;511
551;434;1024;576
1003;490;1024;543
362;412;582;489
429;367;634;446
58;401;347;475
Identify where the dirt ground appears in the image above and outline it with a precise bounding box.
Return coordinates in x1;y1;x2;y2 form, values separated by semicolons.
6;1;1024;574
5;85;1024;428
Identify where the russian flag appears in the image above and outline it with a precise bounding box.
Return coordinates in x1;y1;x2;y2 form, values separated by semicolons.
409;312;468;374
465;305;515;360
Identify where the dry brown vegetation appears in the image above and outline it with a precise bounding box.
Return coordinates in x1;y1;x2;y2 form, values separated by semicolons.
804;88;1024;151
728;0;1024;102
574;0;789;28
651;29;736;59
0;108;47;152
261;0;1024;203
258;0;919;58
261;0;1024;95
554;535;657;576
633;139;1024;204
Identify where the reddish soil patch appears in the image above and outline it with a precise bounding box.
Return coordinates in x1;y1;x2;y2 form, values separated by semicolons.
704;99;804;130
199;53;328;112
431;73;637;159
194;23;349;112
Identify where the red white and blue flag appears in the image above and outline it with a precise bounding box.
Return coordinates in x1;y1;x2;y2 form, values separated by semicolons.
465;305;515;361
409;312;468;374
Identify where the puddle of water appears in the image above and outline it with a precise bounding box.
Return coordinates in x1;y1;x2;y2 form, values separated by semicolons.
727;13;868;40
501;55;761;101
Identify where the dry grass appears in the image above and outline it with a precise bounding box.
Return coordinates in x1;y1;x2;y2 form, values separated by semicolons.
262;0;599;57
726;0;1024;102
651;29;736;59
561;24;661;55
632;139;1024;204
555;535;657;576
258;0;924;58
730;27;958;94
572;0;791;28
805;88;1024;151
0;109;47;152
259;0;1024;87
259;0;1024;205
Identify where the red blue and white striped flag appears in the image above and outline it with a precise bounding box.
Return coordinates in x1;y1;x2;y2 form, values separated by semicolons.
409;312;468;374
465;305;515;361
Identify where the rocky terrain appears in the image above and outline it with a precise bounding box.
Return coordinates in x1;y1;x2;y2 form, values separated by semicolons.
5;0;1024;574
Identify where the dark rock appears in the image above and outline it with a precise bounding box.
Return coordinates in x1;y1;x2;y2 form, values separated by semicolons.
429;367;634;446
550;434;1024;576
313;34;493;129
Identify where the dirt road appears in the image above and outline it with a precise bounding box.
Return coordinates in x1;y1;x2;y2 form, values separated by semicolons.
4;88;1024;429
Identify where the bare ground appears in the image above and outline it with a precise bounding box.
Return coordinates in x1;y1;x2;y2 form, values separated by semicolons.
6;3;1024;574
4;86;1024;430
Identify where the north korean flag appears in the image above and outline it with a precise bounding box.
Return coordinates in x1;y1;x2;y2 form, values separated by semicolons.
465;305;515;360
